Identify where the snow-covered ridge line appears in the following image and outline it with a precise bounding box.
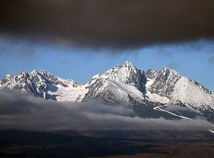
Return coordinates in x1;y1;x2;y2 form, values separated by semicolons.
0;61;214;112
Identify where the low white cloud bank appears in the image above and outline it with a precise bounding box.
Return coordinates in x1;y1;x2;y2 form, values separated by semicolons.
0;89;213;131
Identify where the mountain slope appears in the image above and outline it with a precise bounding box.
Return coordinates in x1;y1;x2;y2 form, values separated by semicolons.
81;61;147;105
0;70;77;100
1;61;214;114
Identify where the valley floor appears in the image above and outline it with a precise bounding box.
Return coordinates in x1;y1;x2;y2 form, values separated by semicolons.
0;129;214;158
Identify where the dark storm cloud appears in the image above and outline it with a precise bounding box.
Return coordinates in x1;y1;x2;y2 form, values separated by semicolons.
0;89;213;131
0;0;214;48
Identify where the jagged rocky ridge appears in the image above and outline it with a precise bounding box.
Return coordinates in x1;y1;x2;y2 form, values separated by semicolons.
1;61;214;118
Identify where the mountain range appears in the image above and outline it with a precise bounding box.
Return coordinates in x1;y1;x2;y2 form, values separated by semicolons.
1;61;214;122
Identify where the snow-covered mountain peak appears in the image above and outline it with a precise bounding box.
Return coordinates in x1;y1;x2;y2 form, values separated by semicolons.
92;74;101;79
30;69;38;74
123;60;135;68
123;61;138;72
1;62;214;114
160;66;169;71
18;71;30;78
0;74;13;86
34;70;70;87
4;74;13;79
102;61;140;84
145;66;182;103
159;66;179;76
145;69;157;79
39;70;53;78
29;70;42;77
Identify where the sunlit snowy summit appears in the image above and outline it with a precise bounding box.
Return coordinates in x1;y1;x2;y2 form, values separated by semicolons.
1;61;214;121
